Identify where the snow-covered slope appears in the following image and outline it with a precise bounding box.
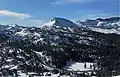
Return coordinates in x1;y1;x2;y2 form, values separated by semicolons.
77;17;120;34
90;27;120;34
65;60;95;71
15;28;31;36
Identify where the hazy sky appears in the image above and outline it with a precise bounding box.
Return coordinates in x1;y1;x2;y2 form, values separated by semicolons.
0;0;119;26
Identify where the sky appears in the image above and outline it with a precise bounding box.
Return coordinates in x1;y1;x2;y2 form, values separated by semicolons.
0;0;119;27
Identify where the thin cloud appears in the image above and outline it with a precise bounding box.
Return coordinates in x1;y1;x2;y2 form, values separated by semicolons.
51;0;95;5
0;10;47;27
0;19;48;27
0;10;31;19
82;14;119;20
87;14;110;18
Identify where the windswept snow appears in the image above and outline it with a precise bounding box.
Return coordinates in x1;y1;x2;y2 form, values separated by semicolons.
18;71;27;77
90;27;120;34
10;66;18;70
43;20;56;27
65;60;95;71
36;73;60;77
97;21;104;27
15;28;31;36
6;59;14;62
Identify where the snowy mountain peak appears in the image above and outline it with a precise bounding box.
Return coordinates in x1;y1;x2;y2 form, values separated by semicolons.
42;17;79;28
9;24;18;27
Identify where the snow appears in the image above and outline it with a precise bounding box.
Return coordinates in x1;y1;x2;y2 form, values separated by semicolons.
117;21;120;26
28;72;38;75
39;73;60;77
17;55;25;59
18;71;38;77
42;20;55;27
65;60;94;71
33;38;44;44
9;49;14;53
33;50;51;61
6;59;14;62
60;75;70;77
97;21;104;27
54;36;59;40
18;71;27;77
88;37;94;40
9;24;18;27
10;66;18;70
15;28;31;36
67;27;74;32
35;51;43;56
77;40;89;45
18;72;70;77
51;43;57;46
90;27;120;34
33;50;52;70
2;65;14;69
34;32;40;37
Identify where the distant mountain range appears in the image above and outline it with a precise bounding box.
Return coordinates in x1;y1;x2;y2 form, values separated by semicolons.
77;17;120;34
41;17;120;34
0;17;120;34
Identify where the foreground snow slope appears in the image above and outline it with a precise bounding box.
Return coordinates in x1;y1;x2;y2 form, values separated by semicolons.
65;60;94;71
